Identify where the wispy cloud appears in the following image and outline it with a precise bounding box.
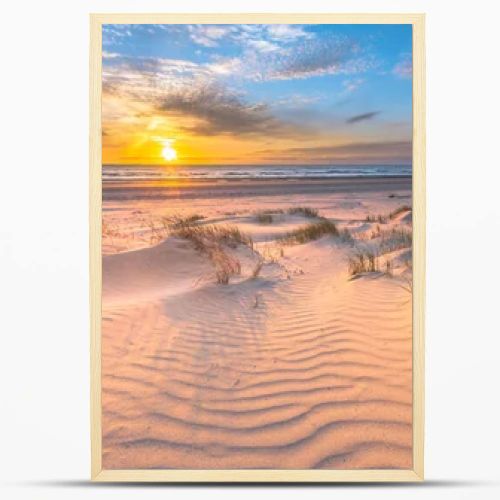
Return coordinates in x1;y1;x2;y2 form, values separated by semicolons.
180;26;374;81
104;26;376;84
267;36;375;80
102;55;211;100
228;24;313;47
342;78;364;93
157;82;299;136
272;93;323;107
102;54;308;138
265;24;313;42
102;24;134;45
210;36;375;81
101;49;380;141
103;51;121;59
246;39;281;53
346;111;380;124
393;54;412;79
187;25;235;47
256;140;412;164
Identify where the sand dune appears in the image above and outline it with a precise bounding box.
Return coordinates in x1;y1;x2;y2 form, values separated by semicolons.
103;237;213;306
102;185;413;469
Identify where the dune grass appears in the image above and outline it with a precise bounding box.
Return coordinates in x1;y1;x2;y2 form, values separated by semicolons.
378;227;412;253
260;208;284;214
172;224;253;250
348;205;412;279
102;221;125;250
162;213;205;229
366;214;387;223
287;206;319;218
256;212;274;224
250;259;264;279
365;205;411;225
280;219;339;244
388;205;412;220
348;251;379;277
171;223;253;284
257;207;318;223
209;247;242;284
347;228;411;277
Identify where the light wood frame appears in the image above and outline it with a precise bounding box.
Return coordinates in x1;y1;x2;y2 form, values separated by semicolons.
90;13;425;482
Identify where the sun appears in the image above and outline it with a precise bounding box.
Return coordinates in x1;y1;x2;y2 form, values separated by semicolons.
161;144;177;162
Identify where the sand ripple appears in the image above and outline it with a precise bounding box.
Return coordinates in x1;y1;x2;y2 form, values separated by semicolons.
102;235;412;469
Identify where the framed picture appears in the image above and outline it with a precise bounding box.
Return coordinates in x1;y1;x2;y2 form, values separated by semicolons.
90;13;425;482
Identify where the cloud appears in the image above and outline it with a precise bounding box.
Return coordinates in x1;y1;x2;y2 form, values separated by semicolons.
235;36;375;81
206;57;243;75
272;93;323;107
104;26;376;84
187;25;234;47
101;29;385;142
102;55;212;101
225;24;313;48
342;78;364;93
103;51;121;59
184;26;373;81
393;55;412;79
102;25;134;45
346;111;380;124
101;51;379;141
102;53;312;138
157;82;297;136
265;24;313;42
246;39;281;53
270;36;376;79
256;140;412;164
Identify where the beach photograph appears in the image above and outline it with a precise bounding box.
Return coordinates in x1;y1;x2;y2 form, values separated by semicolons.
100;22;414;470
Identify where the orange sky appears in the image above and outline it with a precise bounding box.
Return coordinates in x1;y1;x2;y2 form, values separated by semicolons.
102;91;411;165
102;24;412;166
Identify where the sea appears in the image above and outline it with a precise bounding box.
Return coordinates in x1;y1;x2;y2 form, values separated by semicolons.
103;164;412;182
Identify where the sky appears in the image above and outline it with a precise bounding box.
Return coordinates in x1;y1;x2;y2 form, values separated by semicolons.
102;23;412;166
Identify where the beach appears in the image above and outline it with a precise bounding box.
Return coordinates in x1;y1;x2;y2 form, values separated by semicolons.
101;174;413;469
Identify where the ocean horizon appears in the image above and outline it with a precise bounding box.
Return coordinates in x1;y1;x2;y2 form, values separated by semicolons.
103;164;412;182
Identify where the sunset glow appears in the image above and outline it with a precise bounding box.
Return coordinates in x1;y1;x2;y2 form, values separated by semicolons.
102;24;412;165
160;140;177;162
162;146;177;162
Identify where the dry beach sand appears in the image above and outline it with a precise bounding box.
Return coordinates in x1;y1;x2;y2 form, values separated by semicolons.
101;176;413;469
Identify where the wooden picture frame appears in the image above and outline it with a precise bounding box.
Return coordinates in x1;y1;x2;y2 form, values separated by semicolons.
90;13;425;482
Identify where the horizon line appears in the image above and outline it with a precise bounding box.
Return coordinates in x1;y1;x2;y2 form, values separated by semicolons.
102;163;413;168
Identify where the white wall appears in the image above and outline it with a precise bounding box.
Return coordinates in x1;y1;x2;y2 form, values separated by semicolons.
1;0;499;498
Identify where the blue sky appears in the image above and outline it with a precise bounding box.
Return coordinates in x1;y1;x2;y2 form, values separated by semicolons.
102;24;412;165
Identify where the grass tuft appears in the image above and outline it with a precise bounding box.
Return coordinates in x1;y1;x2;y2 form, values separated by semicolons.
251;259;264;279
338;228;354;243
210;248;241;284
287;206;319;218
280;219;339;244
163;213;205;229
171;224;253;284
348;251;379;276
366;214;387;224
364;206;411;225
256;212;273;224
388;205;411;220
172;224;253;250
378;227;412;254
260;208;284;214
